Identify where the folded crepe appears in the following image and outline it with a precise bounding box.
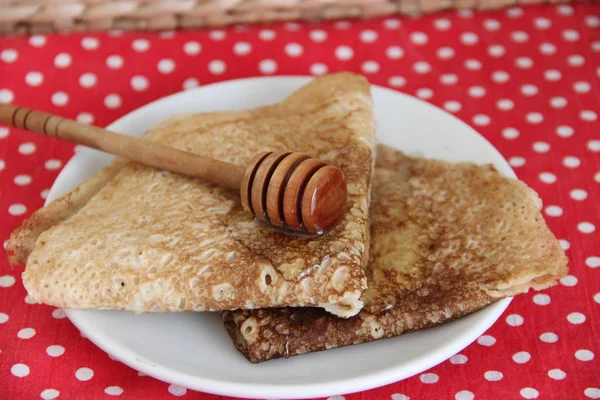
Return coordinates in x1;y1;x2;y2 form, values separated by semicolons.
222;145;569;362
7;73;376;317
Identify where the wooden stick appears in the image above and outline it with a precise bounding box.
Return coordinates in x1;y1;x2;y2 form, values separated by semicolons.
0;104;245;190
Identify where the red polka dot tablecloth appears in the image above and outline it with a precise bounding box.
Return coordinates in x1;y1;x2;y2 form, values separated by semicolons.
1;3;599;400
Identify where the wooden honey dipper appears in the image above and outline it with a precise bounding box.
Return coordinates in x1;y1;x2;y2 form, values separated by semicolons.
0;104;347;234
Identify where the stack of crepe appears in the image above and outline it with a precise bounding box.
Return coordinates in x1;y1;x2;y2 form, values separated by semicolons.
8;73;568;363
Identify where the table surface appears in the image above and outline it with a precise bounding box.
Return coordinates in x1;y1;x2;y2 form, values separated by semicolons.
1;3;599;400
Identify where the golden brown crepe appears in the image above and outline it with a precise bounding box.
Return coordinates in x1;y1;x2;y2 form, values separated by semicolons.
222;145;569;362
7;73;376;317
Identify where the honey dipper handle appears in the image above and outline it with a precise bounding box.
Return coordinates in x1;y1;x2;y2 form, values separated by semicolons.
0;104;245;189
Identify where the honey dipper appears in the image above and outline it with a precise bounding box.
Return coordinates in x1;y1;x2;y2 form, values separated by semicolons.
0;104;347;234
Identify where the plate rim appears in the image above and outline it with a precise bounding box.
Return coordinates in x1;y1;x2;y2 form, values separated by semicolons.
48;75;515;399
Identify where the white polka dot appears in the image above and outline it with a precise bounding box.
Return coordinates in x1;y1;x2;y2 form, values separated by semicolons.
75;367;94;381
434;18;451;30
17;327;35;339
511;31;529;43
521;388;539;399
14;175;31;186
52;308;66;319
449;354;468;364
383;18;401;29
389;76;406;87
104;386;123;396
492;71;510;83
54;53;72;68
411;32;428;45
540;43;557;55
548;369;566;380
550;97;567;108
208;60;226;75
567;54;585;67
130;75;149;92
259;59;277;75
521;84;538;96
284;43;303;57
391;395;409;400
461;32;478;45
545;205;563;217
18;142;36;156
557;4;573;15
25;294;36;304
46;345;65;357
111;29;125;37
132;39;150;52
387;46;404;60
527;112;544;124
259;29;276;41
29;35;46;47
51;91;69;107
464;59;482;70
484;371;503;381
488;44;506;57
11;363;29;377
532;141;550;153
25;71;44;87
310;63;328;76
43;159;62;171
1;49;18;63
0;275;16;287
0;88;15;103
360;30;378;43
506;314;524;326
560;275;578;287
586;257;600;268
455;391;474;400
168;384;187;396
483;19;501;31
420;373;439;384
468;86;485;98
515;57;533;69
575;349;594;361
182;78;199;91
513;351;531;364
40;389;59;399
183;41;201;56
596;171;600;183
437;47;455;60
440;74;458;85
362;61;380;74
477;335;496;346
8;204;26;216
559;239;569;248
0;127;8;139
77;113;93;124
106;55;124;69
458;9;473;18
79;73;97;88
309;30;327;42
0;313;8;323
444;101;461;113
545;69;562;82
586;15;600;27
573;81;591;94
533;293;551;305
563;29;580;42
497;99;514;111
540;332;558;343
534;17;551;29
506;6;523;18
81;37;99;50
0;159;3;171
567;312;586;324
557;125;574;138
104;94;121;109
579;222;596;234
569;189;587;201
157;58;175;74
233;42;251;56
473;114;490;126
416;89;433;100
335;46;354;61
509;157;526;167
585;388;600;399
580;110;598;121
563;156;581;168
209;30;226;40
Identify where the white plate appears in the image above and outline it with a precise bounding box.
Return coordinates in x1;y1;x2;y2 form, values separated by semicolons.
48;77;514;399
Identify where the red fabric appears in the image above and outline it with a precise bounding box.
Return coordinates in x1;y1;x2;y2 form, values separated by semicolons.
1;3;599;399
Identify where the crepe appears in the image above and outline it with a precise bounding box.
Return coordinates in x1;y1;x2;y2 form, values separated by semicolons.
222;145;569;362
7;73;376;317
